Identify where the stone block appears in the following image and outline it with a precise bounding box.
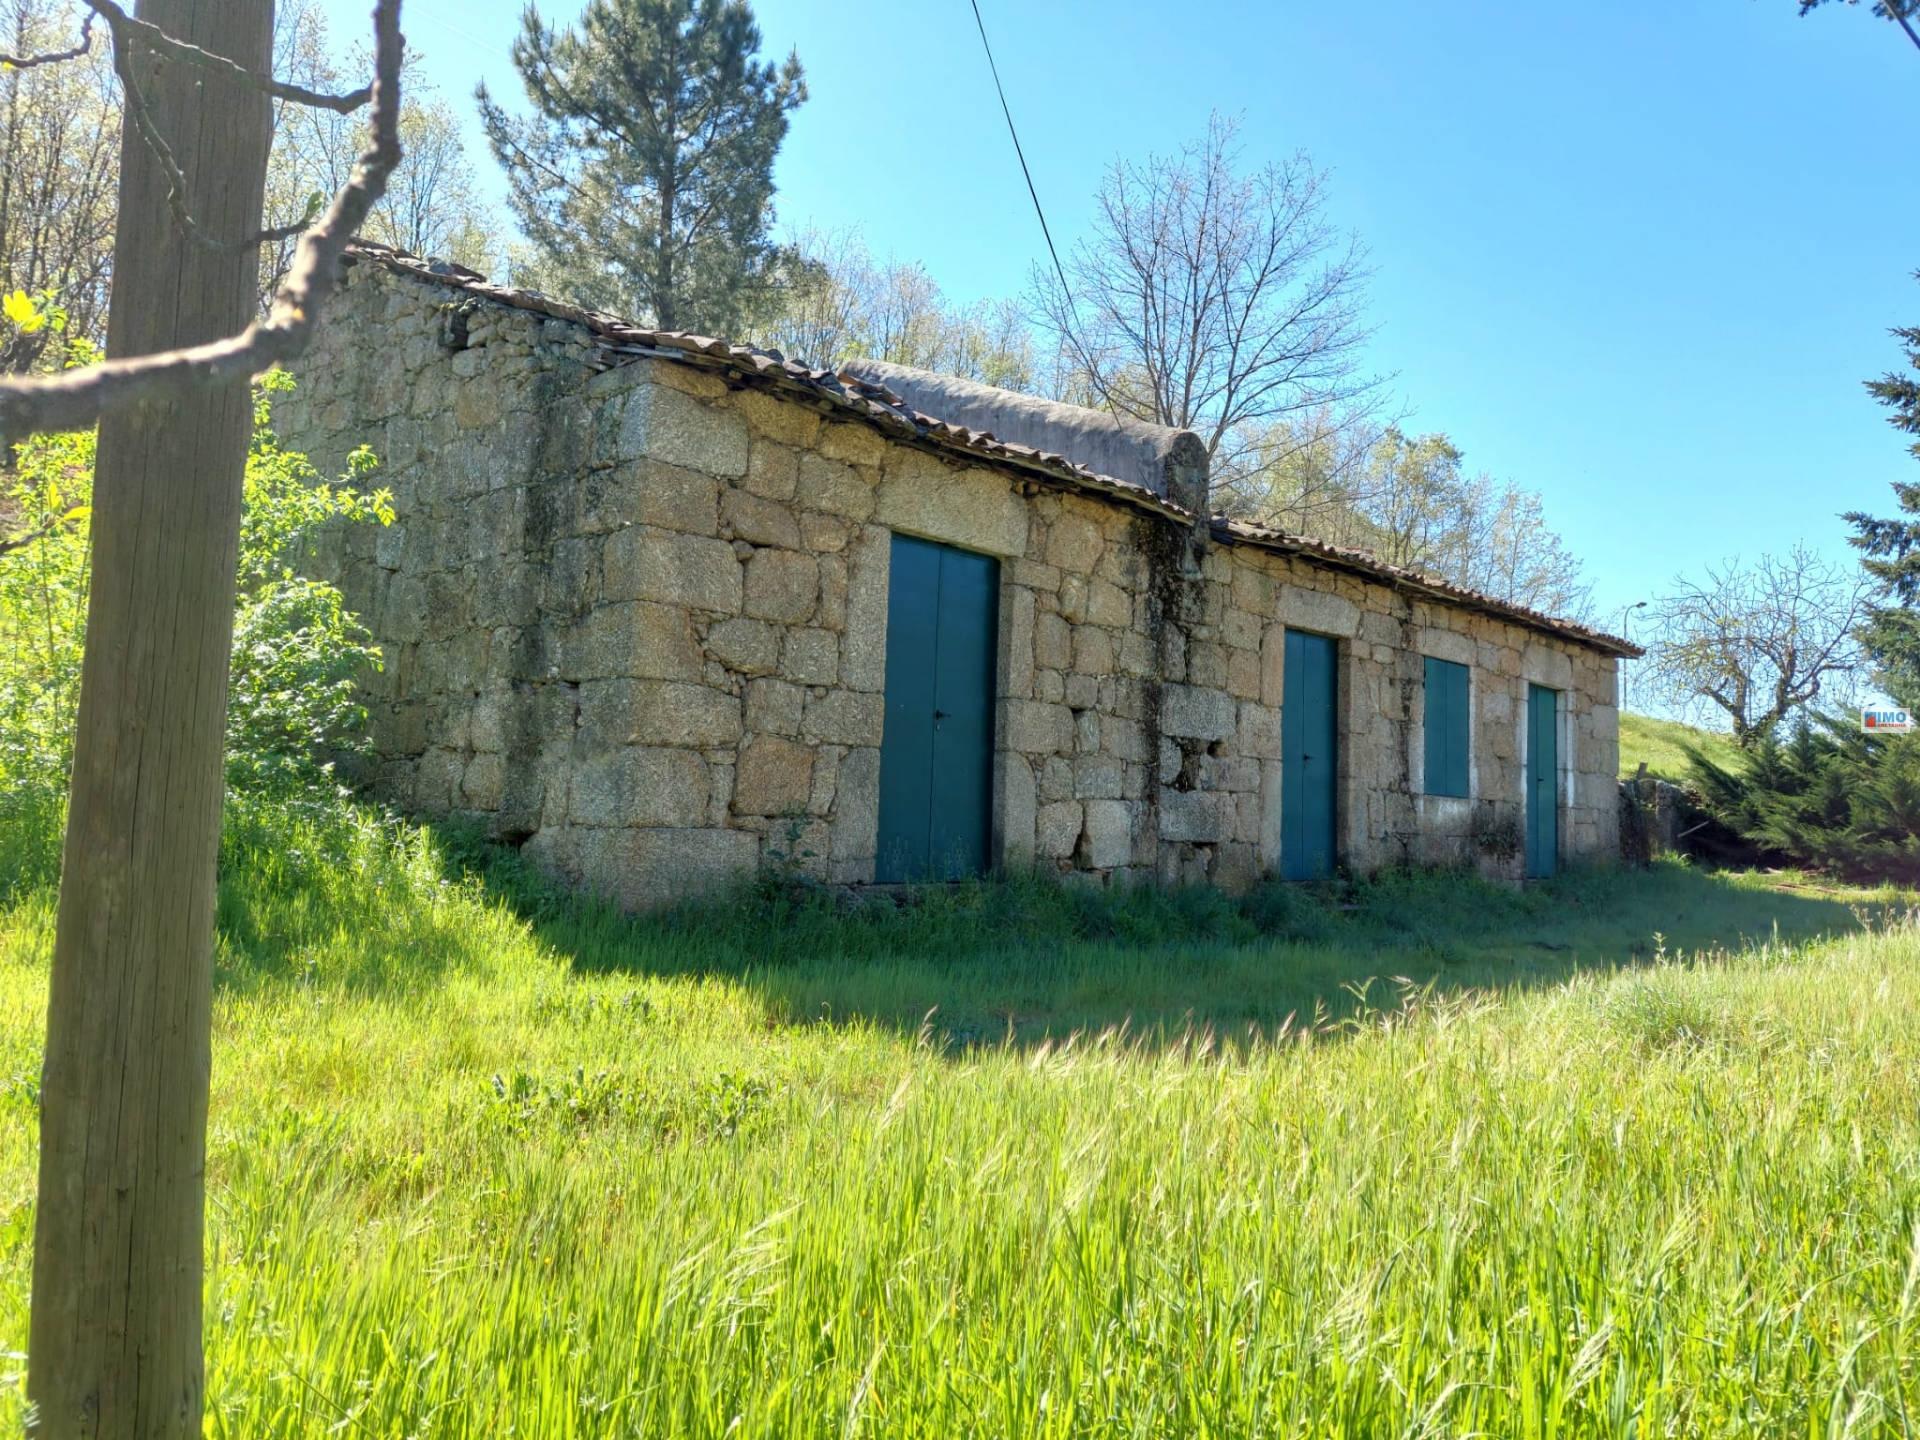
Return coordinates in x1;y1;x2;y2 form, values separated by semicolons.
634;463;720;536
819;421;890;466
1002;698;1073;754
797;453;874;519
1421;626;1475;666
782;628;840;686
874;467;1029;557
563;601;704;682
734;389;822;449
1278;585;1360;638
614;379;748;476
579;826;760;911
1222;607;1262;652
1212;842;1258;893
744;548;818;624
1187;642;1229;689
1072;626;1114;675
1161;684;1237;741
734;736;815;816
1080;799;1134;869
1159;790;1229;843
803;689;883;746
1046;512;1105;573
800;512;851;552
461;753;505;811
1073;754;1124;799
1522;641;1575;689
570;745;710;827
469;688;508;753
1075;707;1101;751
1228;647;1262;700
1086;580;1131;628
721;489;801;549
1058;575;1090;624
816;554;849;630
830;746;882;861
746;442;799;500
841;529;890;691
381;574;428;642
1004;586;1036;698
1037;800;1083;860
1105;716;1149;764
705;616;780;676
1237;702;1283;760
582;679;741;748
745;677;803;736
1035;612;1072;670
999;751;1036;865
1040;755;1074;802
603;529;742;614
1116;629;1155;678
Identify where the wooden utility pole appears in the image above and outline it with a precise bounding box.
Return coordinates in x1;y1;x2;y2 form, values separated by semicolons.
28;0;273;1432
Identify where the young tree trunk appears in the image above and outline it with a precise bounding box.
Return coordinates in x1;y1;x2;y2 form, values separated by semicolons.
28;0;272;1433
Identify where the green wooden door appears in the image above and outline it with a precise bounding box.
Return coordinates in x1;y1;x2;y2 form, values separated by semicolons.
876;534;999;882
1281;630;1338;881
1526;684;1559;878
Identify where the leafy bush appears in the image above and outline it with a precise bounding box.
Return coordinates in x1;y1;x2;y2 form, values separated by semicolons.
1688;715;1920;883
0;369;390;808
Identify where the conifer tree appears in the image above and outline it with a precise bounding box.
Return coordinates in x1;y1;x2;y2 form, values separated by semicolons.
1845;274;1920;709
478;0;803;333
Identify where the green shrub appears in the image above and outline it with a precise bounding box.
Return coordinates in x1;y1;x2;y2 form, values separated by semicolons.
0;369;390;812
1688;715;1920;884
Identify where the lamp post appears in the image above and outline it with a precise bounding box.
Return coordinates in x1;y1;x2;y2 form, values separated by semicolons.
1617;599;1647;712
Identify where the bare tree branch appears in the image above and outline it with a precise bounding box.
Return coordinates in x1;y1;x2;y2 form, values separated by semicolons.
0;7;89;68
89;0;374;254
1029;113;1384;504
1642;545;1872;742
0;0;403;442
83;0;369;111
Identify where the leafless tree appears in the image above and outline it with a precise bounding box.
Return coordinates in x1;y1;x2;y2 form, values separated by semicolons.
1642;545;1873;743
261;3;497;301
1236;419;1592;617
0;0;404;1432
1456;481;1592;618
1030;112;1381;503
0;0;119;368
752;224;1035;388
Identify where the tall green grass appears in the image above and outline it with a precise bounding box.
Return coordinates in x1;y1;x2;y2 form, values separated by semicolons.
2;796;1917;1436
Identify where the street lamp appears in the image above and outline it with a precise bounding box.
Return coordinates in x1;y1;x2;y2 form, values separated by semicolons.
1617;599;1647;712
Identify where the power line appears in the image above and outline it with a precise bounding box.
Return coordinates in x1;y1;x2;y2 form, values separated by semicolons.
965;0;1074;313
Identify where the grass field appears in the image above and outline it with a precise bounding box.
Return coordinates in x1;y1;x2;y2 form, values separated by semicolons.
1618;711;1746;783
2;796;1919;1436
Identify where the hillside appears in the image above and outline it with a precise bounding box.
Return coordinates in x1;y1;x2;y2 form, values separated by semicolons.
1618;711;1745;783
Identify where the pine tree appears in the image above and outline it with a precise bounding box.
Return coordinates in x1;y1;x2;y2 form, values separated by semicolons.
1688;716;1920;883
478;0;803;334
1844;273;1920;708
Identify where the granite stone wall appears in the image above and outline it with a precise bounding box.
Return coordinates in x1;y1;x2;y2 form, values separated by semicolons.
277;260;1621;907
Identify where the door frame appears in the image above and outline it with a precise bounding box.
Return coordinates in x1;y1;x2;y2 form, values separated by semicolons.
1524;682;1561;879
1280;627;1341;882
874;530;1002;883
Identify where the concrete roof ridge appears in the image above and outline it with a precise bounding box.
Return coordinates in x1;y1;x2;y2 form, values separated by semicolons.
839;358;1209;511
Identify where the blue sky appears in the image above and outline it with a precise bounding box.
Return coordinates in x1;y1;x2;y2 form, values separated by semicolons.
323;0;1917;664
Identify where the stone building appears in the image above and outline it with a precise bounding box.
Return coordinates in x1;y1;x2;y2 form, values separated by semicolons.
277;243;1640;909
